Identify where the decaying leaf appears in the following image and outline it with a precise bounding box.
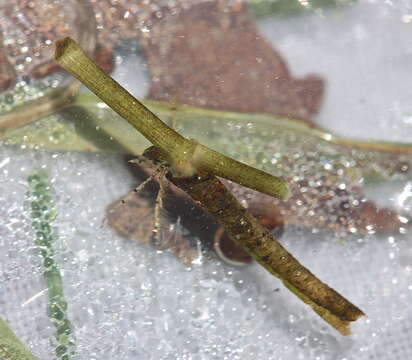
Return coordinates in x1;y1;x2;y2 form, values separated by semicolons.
0;31;15;92
142;1;324;123
107;190;156;247
106;168;204;266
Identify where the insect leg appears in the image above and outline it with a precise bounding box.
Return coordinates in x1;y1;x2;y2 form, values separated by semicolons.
151;170;168;248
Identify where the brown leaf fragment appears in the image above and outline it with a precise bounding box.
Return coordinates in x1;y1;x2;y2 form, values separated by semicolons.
106;176;204;266
225;178;411;236
0;31;16;92
213;178;412;264
93;44;115;75
30;62;61;79
142;1;324;123
107;190;156;246
357;201;407;233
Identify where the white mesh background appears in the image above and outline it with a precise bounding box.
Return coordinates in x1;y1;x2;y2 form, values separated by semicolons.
0;147;411;359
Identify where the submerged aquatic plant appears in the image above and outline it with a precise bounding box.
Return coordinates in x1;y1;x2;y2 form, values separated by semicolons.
54;37;364;335
27;172;75;360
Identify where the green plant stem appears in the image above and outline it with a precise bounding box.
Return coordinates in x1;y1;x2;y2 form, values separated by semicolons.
55;38;186;153
28;172;74;360
54;37;289;200
0;317;37;360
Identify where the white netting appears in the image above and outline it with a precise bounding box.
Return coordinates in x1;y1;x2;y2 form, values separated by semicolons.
1;147;411;359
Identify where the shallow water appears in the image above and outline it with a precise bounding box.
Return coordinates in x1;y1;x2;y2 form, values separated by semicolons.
1;1;412;359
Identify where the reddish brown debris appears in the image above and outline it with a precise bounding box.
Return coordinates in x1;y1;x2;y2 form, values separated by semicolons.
93;44;115;75
225;177;411;235
357;201;406;233
0;31;16;92
30;62;61;80
211;177;411;263
142;1;324;122
106;178;205;266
